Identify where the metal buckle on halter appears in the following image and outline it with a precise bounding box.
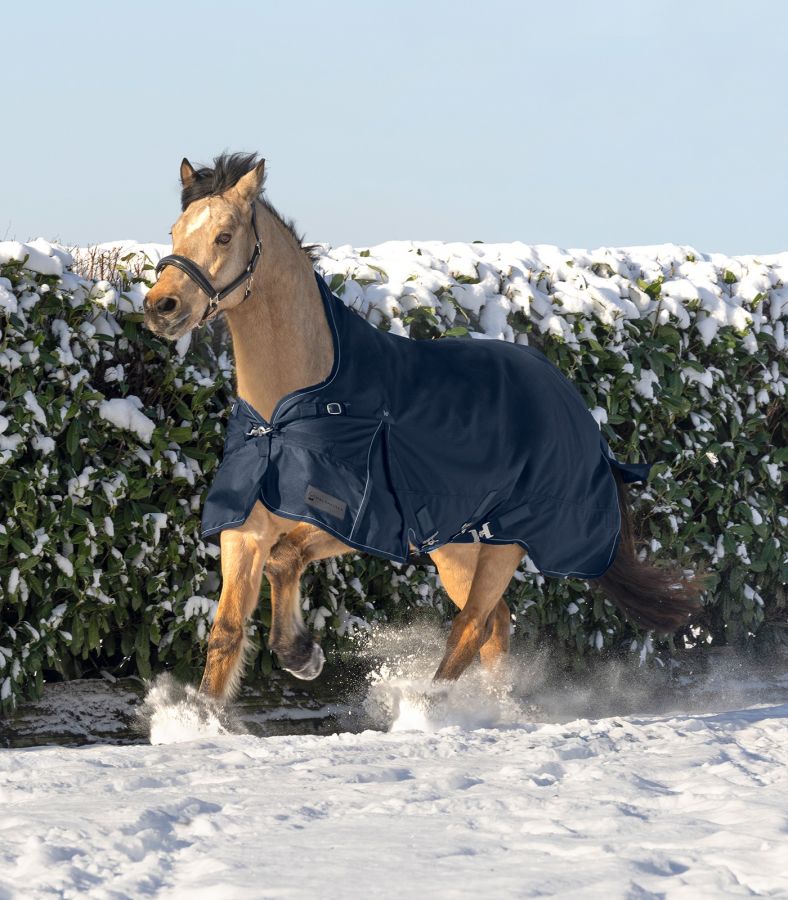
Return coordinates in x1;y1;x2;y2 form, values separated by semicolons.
198;294;221;328
242;271;255;301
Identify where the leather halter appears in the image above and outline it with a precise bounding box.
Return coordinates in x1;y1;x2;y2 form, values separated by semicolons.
154;202;263;327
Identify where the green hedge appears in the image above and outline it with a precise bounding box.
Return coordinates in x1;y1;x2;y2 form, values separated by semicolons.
0;240;784;711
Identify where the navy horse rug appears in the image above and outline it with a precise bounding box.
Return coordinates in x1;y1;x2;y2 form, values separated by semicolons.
202;272;651;578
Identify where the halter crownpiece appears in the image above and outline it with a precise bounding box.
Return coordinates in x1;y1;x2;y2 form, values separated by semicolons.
154;202;263;327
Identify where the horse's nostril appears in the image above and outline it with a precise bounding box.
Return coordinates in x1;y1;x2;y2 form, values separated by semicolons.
158;296;179;315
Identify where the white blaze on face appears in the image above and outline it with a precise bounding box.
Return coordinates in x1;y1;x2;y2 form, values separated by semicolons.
184;205;211;236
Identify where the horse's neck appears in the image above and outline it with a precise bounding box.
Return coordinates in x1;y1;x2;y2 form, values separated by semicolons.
225;210;333;421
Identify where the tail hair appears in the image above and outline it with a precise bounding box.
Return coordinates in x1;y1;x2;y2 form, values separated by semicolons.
592;468;708;634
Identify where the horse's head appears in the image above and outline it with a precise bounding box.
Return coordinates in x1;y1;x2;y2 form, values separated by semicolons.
144;155;266;340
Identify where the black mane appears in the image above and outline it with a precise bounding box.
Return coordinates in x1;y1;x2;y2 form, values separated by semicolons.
181;152;319;260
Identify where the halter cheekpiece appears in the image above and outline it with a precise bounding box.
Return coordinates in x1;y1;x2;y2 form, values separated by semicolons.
154;202;262;327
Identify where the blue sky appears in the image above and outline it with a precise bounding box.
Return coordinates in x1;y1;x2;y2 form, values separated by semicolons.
3;0;786;253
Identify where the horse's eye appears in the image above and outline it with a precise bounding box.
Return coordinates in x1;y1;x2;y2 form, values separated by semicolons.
215;232;232;245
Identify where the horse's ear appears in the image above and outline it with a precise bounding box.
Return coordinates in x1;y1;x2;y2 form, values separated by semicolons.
233;159;266;202
180;158;197;188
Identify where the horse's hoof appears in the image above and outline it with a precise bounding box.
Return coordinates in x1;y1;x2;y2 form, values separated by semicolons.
282;642;325;681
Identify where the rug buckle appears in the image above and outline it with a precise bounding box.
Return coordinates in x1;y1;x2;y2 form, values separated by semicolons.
420;531;440;549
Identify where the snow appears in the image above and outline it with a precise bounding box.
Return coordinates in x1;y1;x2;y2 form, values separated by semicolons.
22;391;47;427
2;644;788;898
49;319;75;366
1;704;786;898
182;595;215;621
634;368;660;401
28;236;780;354
98;396;155;444
175;330;192;357
143;512;168;548
0;239;70;276
53;554;73;578
1;233;786;357
88;280;119;310
589;406;607;426
0;281;17;313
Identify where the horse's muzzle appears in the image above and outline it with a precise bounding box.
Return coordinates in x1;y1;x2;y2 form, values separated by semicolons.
144;304;191;340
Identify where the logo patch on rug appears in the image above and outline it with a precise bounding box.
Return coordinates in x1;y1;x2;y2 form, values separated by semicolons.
305;484;347;519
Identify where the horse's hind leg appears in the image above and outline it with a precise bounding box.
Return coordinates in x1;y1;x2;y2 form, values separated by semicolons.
430;543;523;681
479;597;512;668
265;523;351;679
200;503;278;702
430;543;512;668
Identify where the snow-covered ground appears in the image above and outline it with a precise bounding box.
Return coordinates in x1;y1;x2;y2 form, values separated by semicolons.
2;633;787;899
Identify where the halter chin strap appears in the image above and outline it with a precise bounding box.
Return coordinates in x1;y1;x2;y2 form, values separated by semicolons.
154;202;263;327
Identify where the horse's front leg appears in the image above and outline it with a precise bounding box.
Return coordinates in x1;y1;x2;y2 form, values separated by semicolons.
199;503;280;701
265;523;350;680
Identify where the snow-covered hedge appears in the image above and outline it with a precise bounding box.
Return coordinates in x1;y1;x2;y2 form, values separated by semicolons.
1;237;785;710
0;241;233;709
0;241;437;710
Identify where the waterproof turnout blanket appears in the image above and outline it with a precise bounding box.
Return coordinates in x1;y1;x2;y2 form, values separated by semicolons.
202;272;651;577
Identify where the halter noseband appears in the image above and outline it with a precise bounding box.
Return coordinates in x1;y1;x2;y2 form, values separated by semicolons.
154;202;263;327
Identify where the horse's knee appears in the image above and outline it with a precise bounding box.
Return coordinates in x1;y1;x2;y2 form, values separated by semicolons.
265;536;304;587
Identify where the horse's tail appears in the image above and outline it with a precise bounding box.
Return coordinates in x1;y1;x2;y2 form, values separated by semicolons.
591;468;707;633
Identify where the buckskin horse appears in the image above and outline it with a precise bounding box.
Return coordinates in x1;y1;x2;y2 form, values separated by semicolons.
143;153;703;702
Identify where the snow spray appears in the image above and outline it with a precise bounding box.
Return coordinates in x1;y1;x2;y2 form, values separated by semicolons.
140;673;241;744
359;623;530;732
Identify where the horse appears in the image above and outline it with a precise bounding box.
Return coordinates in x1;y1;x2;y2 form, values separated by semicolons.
143;152;704;703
